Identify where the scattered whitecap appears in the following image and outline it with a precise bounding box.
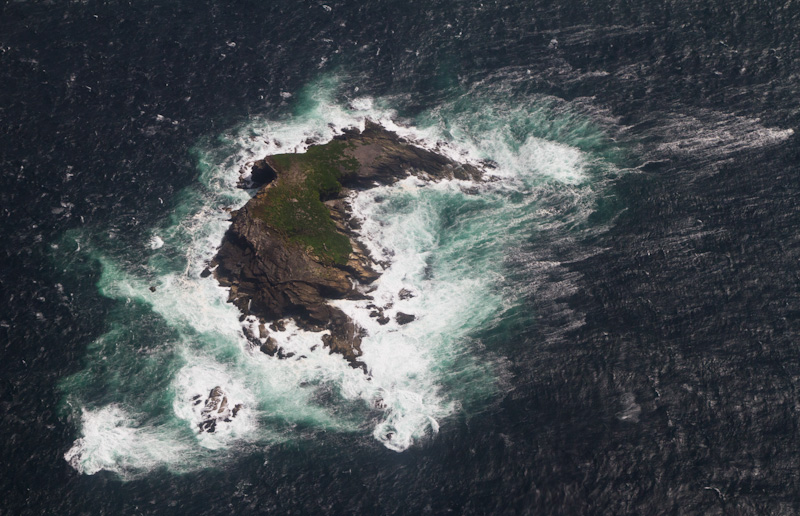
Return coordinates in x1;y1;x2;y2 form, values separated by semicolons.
148;235;164;249
349;96;373;111
64;405;195;478
618;392;642;423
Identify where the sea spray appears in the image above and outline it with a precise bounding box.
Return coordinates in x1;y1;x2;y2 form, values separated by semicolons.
61;76;623;476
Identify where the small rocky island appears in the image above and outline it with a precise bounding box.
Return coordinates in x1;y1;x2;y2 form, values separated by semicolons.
208;121;481;371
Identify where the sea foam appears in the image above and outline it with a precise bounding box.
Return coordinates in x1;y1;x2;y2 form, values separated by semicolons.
63;75;616;475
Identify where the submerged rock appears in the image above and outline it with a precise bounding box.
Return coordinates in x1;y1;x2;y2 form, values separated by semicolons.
197;386;242;433
398;288;415;300
212;121;481;369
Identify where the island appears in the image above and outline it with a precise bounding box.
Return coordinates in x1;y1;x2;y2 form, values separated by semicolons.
207;121;482;372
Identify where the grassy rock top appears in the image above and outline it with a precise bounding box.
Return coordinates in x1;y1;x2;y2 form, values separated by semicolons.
248;121;482;266
253;140;359;265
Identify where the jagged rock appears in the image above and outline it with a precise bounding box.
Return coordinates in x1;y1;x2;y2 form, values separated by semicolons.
206;387;223;404
149;286;157;292
277;349;295;359
369;306;391;325
396;312;416;325
242;324;261;348
333;121;482;186
398;288;415;300
212;122;481;370
197;386;242;433
269;320;286;332
200;267;212;278
258;323;268;339
344;244;380;284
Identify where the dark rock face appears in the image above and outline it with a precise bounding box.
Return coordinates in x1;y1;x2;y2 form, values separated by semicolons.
249;159;278;187
333;121;482;186
211;122;480;369
241;324;261;348
398;288;415;300
396;312;416;325
259;337;278;356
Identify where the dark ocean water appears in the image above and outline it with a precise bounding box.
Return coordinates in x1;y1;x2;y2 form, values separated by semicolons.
2;0;800;514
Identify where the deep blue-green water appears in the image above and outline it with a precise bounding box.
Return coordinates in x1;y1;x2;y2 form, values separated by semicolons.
2;0;800;514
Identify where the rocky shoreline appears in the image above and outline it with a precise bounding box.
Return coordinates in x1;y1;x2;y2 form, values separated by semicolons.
208;121;481;371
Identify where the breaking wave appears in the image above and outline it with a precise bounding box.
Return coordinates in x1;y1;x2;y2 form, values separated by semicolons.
60;75;623;478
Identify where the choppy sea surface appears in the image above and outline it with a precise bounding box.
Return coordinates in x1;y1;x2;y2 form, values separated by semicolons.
2;0;799;514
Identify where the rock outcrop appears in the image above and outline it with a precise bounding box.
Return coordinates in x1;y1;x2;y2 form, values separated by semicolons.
211;121;480;370
395;312;416;325
195;386;243;434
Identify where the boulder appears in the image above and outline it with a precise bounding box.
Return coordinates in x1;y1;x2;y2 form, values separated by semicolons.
396;312;416;325
260;337;278;356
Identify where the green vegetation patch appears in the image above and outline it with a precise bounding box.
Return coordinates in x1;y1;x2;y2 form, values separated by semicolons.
256;140;359;265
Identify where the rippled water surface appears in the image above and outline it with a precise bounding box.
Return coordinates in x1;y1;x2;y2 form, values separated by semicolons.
2;0;800;513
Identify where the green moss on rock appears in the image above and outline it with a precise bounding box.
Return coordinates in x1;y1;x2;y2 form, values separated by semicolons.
255;140;358;265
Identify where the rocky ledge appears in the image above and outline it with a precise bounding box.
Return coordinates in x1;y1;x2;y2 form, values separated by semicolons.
209;121;481;370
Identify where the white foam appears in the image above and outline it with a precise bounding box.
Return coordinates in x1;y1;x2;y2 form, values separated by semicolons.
172;357;257;449
148;235;164;249
66;76;614;473
64;405;195;478
329;176;510;450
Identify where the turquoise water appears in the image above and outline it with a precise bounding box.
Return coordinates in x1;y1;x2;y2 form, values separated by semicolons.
59;77;623;478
